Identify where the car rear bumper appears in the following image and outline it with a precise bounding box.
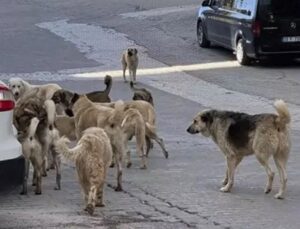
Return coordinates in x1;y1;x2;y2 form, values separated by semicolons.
0;156;24;192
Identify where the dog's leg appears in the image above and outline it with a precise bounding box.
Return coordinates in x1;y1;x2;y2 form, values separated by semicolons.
146;126;168;158
110;153;115;168
53;149;61;190
114;146;123;192
129;69;133;84
222;156;243;186
133;68;137;84
20;159;30;195
220;156;240;192
273;152;288;199
35;168;42;195
32;169;37;186
145;137;151;157
123;138;132;168
256;154;274;194
96;180;105;207
86;185;98;215
122;62;127;82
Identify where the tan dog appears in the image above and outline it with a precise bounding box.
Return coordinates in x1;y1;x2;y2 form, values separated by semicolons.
122;48;138;84
18;117;43;195
100;100;168;159
55;115;76;141
187;100;291;199
68;94;126;191
55;127;112;215
121;108;147;169
8;77;61;101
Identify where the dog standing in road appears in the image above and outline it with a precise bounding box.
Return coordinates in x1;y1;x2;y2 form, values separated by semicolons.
130;81;154;106
122;48;139;84
56;127;112;215
187;100;291;199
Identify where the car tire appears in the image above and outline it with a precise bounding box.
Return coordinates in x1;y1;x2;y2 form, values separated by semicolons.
236;38;251;65
197;21;210;48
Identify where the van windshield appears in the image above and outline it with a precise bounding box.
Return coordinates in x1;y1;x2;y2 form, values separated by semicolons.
260;0;300;17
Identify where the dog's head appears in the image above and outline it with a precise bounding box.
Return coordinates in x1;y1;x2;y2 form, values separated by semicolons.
187;110;214;137
127;48;138;57
8;78;26;100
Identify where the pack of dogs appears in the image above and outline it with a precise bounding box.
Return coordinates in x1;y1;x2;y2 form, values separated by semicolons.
8;48;292;215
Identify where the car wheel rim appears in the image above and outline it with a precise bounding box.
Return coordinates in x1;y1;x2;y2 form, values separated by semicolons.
237;41;243;63
198;25;203;44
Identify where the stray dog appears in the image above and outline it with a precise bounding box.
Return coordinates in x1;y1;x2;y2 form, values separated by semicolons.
14;96;61;191
55;115;76;141
55;127;112;215
8;77;61;101
187;100;291;199
121;108;147;169
68;94;126;191
51;75;112;110
130;81;154;106
18;117;43;195
101;100;169;159
122;48;138;84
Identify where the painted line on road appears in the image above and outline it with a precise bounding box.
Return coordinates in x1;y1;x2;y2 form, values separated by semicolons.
120;5;199;19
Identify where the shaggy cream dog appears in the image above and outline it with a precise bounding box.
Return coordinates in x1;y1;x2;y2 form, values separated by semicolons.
121;48;138;84
56;127;112;215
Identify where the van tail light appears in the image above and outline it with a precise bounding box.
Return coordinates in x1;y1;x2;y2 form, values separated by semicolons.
0;85;15;112
252;21;261;37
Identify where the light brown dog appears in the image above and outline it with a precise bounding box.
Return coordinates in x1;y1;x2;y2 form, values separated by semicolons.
121;108;147;169
122;48;138;84
187;100;291;199
100;100;168;159
55;127;112;215
18;117;43;195
68;94;126;191
55;115;76;141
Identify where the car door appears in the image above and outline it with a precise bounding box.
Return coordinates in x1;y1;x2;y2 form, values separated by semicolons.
203;0;224;44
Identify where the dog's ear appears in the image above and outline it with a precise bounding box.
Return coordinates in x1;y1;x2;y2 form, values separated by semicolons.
65;108;74;117
134;48;138;54
71;93;80;105
201;111;213;124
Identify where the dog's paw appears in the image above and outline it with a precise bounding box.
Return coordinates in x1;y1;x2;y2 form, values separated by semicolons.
274;193;284;199
54;186;61;191
96;202;105;207
220;186;231;193
126;162;132;168
109;162;115;168
35;191;42;195
42;173;47;177
140;164;147;170
32;183;36;186
20;190;27;195
114;186;123;192
86;204;94;215
264;187;272;194
164;151;169;159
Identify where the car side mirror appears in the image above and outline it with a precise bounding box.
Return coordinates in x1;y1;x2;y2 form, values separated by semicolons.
202;0;210;7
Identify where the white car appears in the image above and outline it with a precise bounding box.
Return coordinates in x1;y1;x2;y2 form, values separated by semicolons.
0;80;24;190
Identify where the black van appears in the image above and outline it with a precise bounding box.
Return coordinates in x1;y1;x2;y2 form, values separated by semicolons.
197;0;300;65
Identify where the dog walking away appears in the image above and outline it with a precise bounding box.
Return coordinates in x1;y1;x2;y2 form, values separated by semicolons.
55;127;113;215
122;48;138;84
8;77;61;101
187;100;291;199
130;81;154;106
18;117;43;195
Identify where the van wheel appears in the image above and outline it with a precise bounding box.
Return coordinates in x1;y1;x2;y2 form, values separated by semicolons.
236;39;251;65
197;21;210;48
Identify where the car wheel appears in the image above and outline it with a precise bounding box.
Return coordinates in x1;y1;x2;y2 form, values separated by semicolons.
236;39;251;65
197;21;210;48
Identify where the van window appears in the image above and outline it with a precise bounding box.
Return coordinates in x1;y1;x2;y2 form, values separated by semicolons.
211;0;234;9
234;0;256;15
260;0;300;17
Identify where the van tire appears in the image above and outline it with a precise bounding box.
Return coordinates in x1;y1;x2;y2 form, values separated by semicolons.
197;21;210;48
236;39;251;65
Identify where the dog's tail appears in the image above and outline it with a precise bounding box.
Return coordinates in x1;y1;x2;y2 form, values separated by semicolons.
44;99;56;130
28;117;40;139
274;99;291;129
104;75;113;94
55;136;81;162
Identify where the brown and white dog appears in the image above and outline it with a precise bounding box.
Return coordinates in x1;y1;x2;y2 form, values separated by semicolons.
187;100;291;199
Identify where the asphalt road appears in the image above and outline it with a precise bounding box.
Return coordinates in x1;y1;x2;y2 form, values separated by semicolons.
0;1;300;228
